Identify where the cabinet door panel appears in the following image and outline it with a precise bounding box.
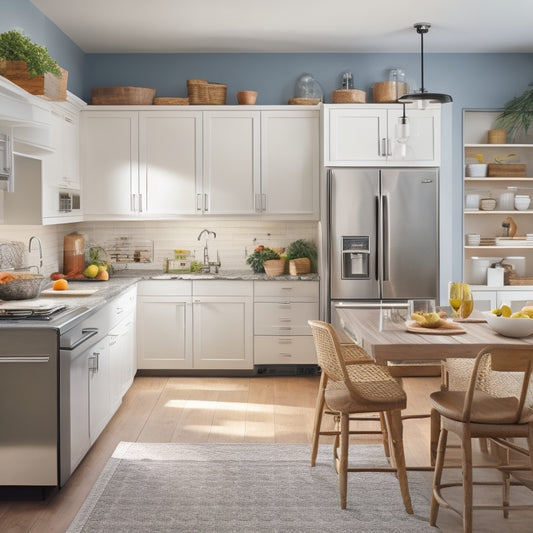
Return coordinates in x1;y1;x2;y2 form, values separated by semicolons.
327;108;387;165
203;112;260;214
137;297;193;369
193;297;253;369
139;112;201;215
89;337;110;444
261;111;319;217
81;112;138;217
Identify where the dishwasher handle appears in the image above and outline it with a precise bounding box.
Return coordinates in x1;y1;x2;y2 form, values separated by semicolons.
63;328;99;351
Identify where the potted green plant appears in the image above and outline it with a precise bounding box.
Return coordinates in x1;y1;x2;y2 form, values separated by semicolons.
285;239;317;275
246;245;280;273
495;84;533;142
0;28;67;100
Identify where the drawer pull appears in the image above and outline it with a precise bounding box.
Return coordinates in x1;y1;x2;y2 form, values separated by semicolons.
278;326;292;331
278;338;292;344
279;353;292;358
279;318;292;322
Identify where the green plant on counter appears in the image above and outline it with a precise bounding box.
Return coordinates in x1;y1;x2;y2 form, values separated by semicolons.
0;28;61;78
285;239;317;272
246;245;280;273
496;84;533;142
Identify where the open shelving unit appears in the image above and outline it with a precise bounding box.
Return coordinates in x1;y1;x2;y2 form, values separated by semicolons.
463;110;533;297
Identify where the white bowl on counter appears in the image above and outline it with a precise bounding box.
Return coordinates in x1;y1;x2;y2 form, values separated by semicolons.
466;164;488;177
484;311;533;338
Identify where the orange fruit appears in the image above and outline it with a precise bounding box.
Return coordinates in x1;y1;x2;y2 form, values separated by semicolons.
95;270;109;281
52;279;68;291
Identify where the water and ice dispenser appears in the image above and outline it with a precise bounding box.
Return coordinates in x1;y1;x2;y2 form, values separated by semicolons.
341;237;370;279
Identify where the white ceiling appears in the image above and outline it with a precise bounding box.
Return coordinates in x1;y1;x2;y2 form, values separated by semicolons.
30;0;533;54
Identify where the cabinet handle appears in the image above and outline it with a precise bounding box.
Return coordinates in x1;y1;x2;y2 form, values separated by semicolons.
254;194;261;212
115;307;124;315
279;318;292;322
196;194;202;212
278;338;292;344
380;138;387;157
387;138;392;156
262;193;267;211
204;193;208;212
278;353;292;358
131;194;136;212
278;326;292;331
138;193;143;213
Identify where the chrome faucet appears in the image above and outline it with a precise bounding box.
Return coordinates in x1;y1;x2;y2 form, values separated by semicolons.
28;236;43;274
196;229;220;273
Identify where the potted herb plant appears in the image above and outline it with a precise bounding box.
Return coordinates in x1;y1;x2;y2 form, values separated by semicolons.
246;245;280;273
0;28;67;100
495;84;533;142
285;239;317;275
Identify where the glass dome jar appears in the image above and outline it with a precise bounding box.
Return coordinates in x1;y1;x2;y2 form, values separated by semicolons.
294;73;324;101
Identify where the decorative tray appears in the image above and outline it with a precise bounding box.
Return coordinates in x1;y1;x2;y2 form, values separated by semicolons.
405;320;466;335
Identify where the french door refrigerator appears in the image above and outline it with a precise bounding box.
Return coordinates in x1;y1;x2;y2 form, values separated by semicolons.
326;167;439;320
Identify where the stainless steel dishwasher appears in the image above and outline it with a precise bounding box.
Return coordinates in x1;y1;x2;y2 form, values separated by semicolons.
0;328;60;486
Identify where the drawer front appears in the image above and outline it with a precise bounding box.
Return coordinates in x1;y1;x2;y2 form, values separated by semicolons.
254;302;318;335
254;336;317;365
254;280;319;302
109;286;137;327
193;280;253;297
137;280;191;297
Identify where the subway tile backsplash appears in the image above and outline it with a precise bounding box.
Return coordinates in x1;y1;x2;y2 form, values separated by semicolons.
0;220;318;276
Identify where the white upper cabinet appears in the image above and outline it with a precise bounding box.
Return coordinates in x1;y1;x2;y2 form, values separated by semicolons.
81;111;138;218
202;110;260;215
80;106;319;220
260;110;319;218
324;104;441;167
139;111;202;215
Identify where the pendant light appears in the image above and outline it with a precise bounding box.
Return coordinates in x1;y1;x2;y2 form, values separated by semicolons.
398;23;452;104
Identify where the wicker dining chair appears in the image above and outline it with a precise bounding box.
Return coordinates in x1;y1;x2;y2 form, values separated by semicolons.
310;341;391;467
430;345;533;533
308;320;413;513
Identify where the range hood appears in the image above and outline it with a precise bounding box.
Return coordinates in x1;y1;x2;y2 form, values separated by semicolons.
0;75;53;157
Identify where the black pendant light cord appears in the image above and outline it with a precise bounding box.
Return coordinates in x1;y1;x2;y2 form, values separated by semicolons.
419;29;425;94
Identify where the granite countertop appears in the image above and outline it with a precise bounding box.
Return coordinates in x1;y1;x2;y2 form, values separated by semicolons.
112;268;319;282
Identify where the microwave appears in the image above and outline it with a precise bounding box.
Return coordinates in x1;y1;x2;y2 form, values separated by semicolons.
59;191;81;213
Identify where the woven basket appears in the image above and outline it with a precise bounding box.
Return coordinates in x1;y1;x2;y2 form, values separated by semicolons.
153;97;189;105
289;257;311;276
332;89;366;104
187;80;227;105
91;86;155;105
288;97;320;105
372;82;406;103
264;258;286;277
488;129;506;144
488;164;526;177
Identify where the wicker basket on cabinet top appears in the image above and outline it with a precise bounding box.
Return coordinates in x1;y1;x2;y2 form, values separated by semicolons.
289;258;311;276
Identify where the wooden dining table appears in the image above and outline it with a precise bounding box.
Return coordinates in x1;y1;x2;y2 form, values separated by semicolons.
336;308;533;365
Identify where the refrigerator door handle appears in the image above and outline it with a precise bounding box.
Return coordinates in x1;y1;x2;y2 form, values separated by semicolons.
375;195;380;281
382;194;390;281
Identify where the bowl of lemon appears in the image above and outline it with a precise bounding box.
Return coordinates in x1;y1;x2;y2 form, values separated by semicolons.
484;305;533;338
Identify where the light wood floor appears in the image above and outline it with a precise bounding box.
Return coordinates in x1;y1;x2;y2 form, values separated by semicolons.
0;375;531;532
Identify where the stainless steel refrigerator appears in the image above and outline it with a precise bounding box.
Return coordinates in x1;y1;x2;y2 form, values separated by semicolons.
325;167;439;321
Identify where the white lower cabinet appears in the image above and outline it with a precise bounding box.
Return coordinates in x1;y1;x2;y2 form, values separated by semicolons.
137;281;193;369
472;288;533;311
88;337;111;444
253;280;319;365
192;281;253;369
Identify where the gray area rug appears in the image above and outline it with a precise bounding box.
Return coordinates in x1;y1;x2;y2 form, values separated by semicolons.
67;442;439;533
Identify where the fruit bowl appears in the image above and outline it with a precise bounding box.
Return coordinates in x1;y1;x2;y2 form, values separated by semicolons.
483;311;533;338
0;273;45;300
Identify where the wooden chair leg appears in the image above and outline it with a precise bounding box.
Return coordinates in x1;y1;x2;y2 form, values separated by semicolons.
430;408;440;467
385;410;413;514
379;412;390;458
430;427;448;526
311;372;328;467
339;412;350;509
461;426;474;533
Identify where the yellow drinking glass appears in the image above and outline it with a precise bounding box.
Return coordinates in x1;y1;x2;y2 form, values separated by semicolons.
460;283;474;319
448;281;463;317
